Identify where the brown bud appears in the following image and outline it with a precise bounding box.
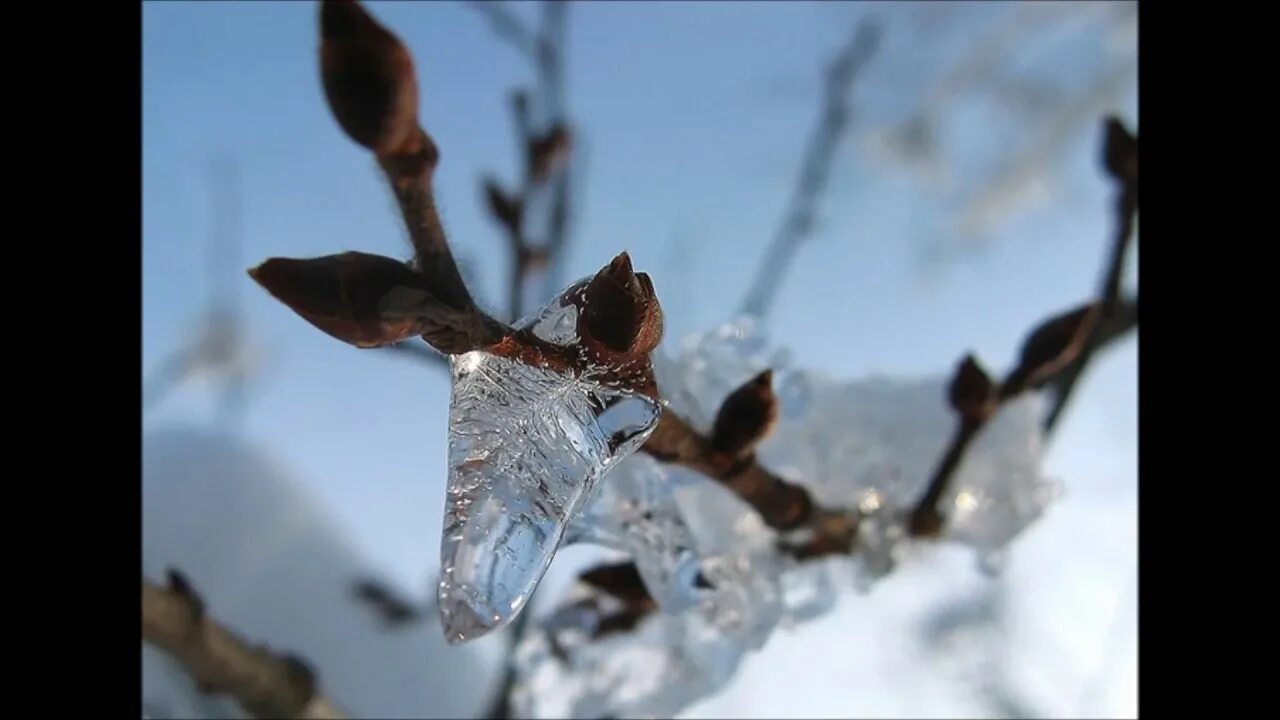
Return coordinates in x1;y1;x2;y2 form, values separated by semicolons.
949;354;997;423
165;568;205;621
528;123;573;183
580;252;664;356
482;176;523;233
711;369;780;458
1102;116;1138;186
249;251;497;354
319;0;419;156
352;579;419;626
1012;302;1101;391
279;654;318;708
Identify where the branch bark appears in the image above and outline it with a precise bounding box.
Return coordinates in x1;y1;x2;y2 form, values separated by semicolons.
1042;119;1138;431
142;570;345;720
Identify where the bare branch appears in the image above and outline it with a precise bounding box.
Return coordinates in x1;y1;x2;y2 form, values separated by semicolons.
142;570;345;720
467;0;538;60
351;578;426;628
1043;117;1138;432
740;19;882;320
910;117;1138;534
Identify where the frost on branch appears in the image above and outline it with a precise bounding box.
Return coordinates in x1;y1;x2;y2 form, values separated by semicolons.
440;266;663;644
510;318;1057;718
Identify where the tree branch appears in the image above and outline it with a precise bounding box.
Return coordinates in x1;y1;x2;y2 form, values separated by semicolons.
142;570;345;720
1043;117;1138;432
740;19;881;320
467;0;538;61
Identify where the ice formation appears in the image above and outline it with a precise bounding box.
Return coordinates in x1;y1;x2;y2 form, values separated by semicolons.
438;286;662;644
508;317;1060;718
563;452;703;612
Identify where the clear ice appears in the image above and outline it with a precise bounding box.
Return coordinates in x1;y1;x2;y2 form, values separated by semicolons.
508;317;1061;718
565;453;704;613
438;290;662;644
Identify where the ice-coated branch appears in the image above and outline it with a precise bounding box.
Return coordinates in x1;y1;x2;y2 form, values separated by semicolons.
739;19;881;321
465;5;579;713
142;570;345;720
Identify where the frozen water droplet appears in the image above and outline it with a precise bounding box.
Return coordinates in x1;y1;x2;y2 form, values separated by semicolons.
438;288;661;643
523;297;580;346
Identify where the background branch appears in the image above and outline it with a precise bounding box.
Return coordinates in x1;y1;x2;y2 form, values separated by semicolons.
1043;118;1138;432
739;19;881;320
468;0;538;61
142;570;345;720
911;117;1137;534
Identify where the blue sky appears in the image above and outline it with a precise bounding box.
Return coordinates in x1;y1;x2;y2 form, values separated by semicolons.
143;4;1136;711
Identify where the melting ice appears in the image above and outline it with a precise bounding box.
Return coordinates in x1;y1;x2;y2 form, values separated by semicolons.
438;292;662;644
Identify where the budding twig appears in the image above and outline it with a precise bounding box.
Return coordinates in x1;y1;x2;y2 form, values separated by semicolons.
473;0;575;322
142;570;345;720
351;578;425;628
1042;117;1139;432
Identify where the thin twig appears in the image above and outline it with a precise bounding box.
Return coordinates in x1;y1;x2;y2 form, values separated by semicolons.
910;118;1137;533
142;570;345;720
1043;176;1138;432
468;0;538;60
740;20;881;320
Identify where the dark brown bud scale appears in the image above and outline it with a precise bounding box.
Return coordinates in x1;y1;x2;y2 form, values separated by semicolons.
1102;116;1138;186
1013;302;1100;391
248;251;440;349
579;252;664;356
948;354;996;423
711;369;780;458
320;0;420;156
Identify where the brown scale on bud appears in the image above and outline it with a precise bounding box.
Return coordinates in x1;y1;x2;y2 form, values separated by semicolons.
483;176;523;235
948;354;997;424
578;252;664;357
711;370;780;458
908;503;946;538
1008;302;1100;394
166;568;205;623
249;251;502;354
528;123;573;183
577;561;651;604
319;0;420;156
1102;116;1138;186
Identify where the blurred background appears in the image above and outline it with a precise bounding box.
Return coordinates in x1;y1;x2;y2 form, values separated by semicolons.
142;1;1137;718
